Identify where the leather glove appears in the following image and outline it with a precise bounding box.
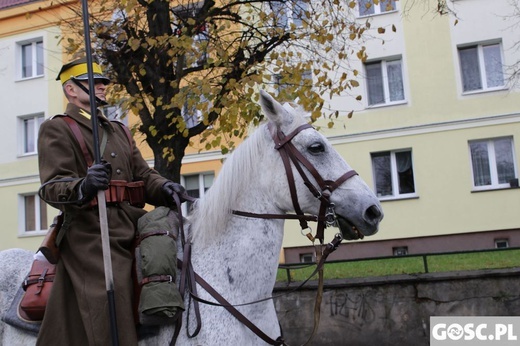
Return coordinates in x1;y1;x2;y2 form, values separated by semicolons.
162;181;186;207
79;161;112;201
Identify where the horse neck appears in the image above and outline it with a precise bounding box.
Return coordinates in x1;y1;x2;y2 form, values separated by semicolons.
190;215;284;299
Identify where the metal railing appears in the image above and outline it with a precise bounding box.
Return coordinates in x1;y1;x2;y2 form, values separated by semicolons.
277;246;520;284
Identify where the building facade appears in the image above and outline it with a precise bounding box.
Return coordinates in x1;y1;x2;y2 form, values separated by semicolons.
283;0;520;262
1;0;519;265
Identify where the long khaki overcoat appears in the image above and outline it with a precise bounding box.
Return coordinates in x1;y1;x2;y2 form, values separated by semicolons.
36;103;170;346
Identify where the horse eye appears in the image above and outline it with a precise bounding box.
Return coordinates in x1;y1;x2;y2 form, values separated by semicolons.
308;142;325;154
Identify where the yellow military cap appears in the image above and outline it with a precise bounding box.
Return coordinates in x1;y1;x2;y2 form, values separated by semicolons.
56;57;110;85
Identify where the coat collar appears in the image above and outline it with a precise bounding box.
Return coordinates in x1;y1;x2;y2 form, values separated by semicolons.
64;103;115;132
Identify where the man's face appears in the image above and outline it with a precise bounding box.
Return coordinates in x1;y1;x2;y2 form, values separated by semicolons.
65;79;107;110
78;80;107;102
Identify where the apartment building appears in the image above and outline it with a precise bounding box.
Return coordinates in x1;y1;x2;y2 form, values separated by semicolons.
1;0;519;265
283;0;520;262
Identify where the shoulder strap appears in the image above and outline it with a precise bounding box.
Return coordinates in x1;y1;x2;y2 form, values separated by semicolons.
58;116;134;168
60;116;94;167
111;120;133;148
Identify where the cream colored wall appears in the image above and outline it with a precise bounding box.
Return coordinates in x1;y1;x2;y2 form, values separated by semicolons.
282;117;520;248
0;2;71;251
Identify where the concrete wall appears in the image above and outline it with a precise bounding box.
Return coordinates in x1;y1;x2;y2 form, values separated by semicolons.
273;268;520;345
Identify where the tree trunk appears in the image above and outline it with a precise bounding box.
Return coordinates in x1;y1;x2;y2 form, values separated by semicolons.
150;135;189;183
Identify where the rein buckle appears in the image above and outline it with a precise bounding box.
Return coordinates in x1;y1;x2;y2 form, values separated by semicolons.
325;203;337;227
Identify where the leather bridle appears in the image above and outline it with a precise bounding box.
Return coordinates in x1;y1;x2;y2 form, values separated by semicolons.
233;122;358;244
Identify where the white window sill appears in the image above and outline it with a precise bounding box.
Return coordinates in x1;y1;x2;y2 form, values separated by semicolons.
378;193;419;202
357;9;399;19
471;185;519;193
15;75;44;83
17;152;38;159
19;230;47;238
461;86;508;96
366;100;408;110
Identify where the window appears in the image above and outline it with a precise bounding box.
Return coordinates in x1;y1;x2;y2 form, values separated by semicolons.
19;39;44;79
22;193;48;234
291;0;308;27
469;137;516;190
19;114;44;155
358;0;396;17
269;0;308;28
300;253;314;263
273;70;312;96
458;42;504;92
371;150;415;198
393;246;408;256
190;24;209;66
365;58;405;106
182;173;214;212
495;239;509;249
182;93;209;128
103;105;128;125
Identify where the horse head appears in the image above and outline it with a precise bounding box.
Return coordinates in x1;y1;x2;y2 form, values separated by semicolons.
258;90;383;241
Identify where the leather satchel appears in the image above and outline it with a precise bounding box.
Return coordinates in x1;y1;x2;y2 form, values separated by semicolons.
19;258;56;321
37;212;63;264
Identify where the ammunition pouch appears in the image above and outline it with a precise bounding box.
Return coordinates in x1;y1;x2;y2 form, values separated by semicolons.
89;180;145;208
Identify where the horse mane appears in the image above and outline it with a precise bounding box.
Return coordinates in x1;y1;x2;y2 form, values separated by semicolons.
189;102;308;246
189;122;269;246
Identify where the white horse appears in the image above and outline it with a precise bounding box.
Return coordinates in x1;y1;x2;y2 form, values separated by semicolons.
0;90;383;345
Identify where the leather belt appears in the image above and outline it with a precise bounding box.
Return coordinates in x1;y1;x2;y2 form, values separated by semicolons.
141;274;174;286
89;180;145;208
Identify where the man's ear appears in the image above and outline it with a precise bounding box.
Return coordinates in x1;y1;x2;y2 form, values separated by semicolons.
63;82;77;98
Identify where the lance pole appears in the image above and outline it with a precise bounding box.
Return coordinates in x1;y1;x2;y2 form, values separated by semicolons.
79;0;119;345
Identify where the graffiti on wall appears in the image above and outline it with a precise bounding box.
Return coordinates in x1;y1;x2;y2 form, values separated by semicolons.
325;291;376;329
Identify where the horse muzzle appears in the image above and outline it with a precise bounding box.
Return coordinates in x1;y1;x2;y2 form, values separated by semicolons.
336;204;383;240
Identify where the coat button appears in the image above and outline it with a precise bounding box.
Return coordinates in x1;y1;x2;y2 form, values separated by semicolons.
116;169;122;175
111;152;117;158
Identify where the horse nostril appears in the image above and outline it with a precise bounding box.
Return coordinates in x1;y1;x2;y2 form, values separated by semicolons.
365;205;382;222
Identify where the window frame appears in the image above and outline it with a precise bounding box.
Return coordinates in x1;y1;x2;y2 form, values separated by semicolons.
299;253;315;263
17;38;44;80
357;0;398;18
269;0;308;28
371;149;417;200
468;137;517;191
19;193;48;237
494;239;509;249
458;41;506;94
181;172;215;214
273;70;313;96
18;113;44;156
393;246;408;256
103;105;128;126
364;57;406;108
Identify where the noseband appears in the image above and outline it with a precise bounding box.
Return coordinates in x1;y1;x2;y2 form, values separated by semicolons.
233;122;358;244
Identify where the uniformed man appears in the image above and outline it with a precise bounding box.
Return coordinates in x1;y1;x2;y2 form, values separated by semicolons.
36;57;184;345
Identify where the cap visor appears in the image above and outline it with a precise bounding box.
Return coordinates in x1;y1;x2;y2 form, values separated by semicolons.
74;73;110;85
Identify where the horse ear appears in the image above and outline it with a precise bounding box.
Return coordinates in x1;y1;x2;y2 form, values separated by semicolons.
259;90;292;128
